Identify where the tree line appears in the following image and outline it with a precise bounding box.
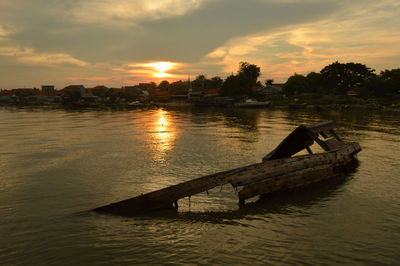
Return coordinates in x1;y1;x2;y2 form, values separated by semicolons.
155;61;399;98
283;61;400;97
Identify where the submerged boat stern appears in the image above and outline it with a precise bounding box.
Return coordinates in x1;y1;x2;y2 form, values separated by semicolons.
94;121;361;216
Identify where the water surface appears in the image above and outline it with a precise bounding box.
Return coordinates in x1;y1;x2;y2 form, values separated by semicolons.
1;106;399;265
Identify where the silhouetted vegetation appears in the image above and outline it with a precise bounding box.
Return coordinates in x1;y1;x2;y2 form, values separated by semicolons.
265;79;274;86
283;61;399;98
220;61;261;97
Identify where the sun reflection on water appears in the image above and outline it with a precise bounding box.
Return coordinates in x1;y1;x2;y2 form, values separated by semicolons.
153;109;176;160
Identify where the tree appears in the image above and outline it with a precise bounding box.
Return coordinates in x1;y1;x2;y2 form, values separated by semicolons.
192;75;206;90
362;76;385;97
306;72;324;94
158;80;170;91
219;61;261;97
380;68;400;95
320;61;375;94
210;76;223;87
238;61;260;85
265;79;274;86
219;74;253;97
283;74;308;95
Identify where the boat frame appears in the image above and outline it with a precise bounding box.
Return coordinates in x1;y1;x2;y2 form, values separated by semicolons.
94;121;361;216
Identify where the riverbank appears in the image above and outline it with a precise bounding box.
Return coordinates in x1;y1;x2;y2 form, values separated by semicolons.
270;95;400;112
1;97;399;112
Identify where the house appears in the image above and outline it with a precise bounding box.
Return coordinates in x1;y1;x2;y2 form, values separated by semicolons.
124;86;150;102
204;88;219;97
0;89;14;103
152;89;170;101
0;89;13;97
89;85;109;97
41;85;55;96
138;83;156;91
62;85;86;96
15;88;37;97
169;81;189;100
187;88;203;102
254;85;283;101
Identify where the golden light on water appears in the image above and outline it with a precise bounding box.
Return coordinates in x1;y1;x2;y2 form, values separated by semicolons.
153;109;176;158
158;115;167;127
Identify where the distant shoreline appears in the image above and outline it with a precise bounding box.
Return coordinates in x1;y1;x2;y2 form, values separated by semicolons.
1;100;399;112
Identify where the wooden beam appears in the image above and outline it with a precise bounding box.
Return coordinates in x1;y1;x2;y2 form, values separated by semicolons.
238;154;355;203
230;151;345;187
94;165;250;215
238;163;336;202
230;143;359;187
329;129;343;142
306;121;335;134
320;131;329;139
324;138;345;150
263;126;314;160
306;130;331;151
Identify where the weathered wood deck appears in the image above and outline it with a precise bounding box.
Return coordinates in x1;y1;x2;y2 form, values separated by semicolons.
94;121;361;216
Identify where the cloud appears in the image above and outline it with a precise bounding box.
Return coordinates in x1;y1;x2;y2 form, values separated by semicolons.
203;0;400;81
2;0;339;64
70;0;207;25
0;25;15;38
0;46;88;66
0;0;399;88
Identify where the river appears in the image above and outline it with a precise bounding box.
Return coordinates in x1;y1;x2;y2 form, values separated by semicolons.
0;106;399;265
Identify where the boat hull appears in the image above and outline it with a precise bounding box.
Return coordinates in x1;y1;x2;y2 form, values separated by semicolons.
94;142;361;216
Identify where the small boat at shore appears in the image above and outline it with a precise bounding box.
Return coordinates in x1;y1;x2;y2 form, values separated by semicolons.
235;99;271;108
94;121;361;216
127;101;145;107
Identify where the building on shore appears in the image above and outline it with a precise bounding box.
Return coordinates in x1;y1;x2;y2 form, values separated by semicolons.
41;85;55;96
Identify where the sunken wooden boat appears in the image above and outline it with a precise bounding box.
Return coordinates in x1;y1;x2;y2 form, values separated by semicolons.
94;121;361;216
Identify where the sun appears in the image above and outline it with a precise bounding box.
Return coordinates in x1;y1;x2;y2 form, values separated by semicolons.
134;61;180;79
154;72;170;78
152;62;174;73
142;61;176;74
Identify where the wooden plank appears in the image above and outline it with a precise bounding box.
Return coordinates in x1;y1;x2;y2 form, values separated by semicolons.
306;121;335;134
238;163;336;202
264;121;337;160
320;131;329;139
94;165;251;215
330;129;343;142
230;152;341;187
324;138;345;150
306;130;331;151
230;143;359;187
263;126;314;160
94;156;318;215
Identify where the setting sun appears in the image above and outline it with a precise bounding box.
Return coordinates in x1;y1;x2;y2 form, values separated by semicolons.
154;72;170;78
138;61;176;72
134;61;179;79
151;62;175;73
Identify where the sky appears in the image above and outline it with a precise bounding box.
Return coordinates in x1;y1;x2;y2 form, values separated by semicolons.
0;0;399;89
